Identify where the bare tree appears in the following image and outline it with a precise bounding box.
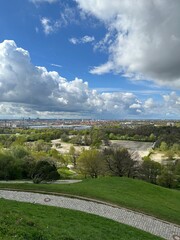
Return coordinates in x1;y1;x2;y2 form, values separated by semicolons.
103;147;137;177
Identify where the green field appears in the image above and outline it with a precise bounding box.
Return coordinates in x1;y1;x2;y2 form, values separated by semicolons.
0;198;163;240
0;177;180;225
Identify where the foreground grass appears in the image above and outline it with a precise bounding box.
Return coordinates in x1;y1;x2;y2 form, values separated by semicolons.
0;177;180;225
0;198;162;240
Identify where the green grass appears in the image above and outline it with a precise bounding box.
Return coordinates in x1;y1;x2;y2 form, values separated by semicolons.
58;167;76;179
0;198;163;240
0;177;180;225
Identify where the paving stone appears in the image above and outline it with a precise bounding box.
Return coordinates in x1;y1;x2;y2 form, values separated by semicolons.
0;190;179;240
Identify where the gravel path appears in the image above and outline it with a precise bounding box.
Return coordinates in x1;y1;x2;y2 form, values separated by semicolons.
0;180;82;184
0;190;180;240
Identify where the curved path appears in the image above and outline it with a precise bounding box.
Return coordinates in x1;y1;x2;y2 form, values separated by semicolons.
0;190;180;240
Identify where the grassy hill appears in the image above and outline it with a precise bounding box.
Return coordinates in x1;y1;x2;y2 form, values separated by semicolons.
0;177;180;224
0;198;163;240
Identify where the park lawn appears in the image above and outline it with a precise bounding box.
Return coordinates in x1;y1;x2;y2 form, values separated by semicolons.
58;167;76;179
0;177;180;225
0;198;163;240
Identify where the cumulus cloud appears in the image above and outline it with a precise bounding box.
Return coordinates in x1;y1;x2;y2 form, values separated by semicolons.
76;0;180;89
0;40;134;116
0;40;179;119
69;35;95;45
162;92;180;116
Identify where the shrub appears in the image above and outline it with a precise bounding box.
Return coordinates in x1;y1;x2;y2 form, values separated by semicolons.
31;159;60;184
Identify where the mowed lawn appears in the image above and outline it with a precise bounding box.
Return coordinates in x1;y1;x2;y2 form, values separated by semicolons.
0;177;180;225
0;198;163;240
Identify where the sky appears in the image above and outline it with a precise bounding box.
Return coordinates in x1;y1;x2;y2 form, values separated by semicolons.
0;0;180;120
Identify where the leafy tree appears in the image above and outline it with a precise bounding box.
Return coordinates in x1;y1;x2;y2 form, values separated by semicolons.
103;147;136;177
0;152;23;180
160;142;168;152
49;149;67;167
172;143;180;154
84;133;91;146
61;133;69;142
69;146;78;167
12;136;26;146
157;168;177;188
33;140;51;152
90;129;105;148
174;160;180;186
149;133;156;142
31;159;60;184
140;158;161;184
157;161;178;188
165;150;174;160
77;149;105;178
10;146;30;159
70;134;83;145
21;155;36;179
0;152;13;180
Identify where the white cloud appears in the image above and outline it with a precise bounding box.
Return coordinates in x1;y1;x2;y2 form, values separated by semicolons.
69;35;95;45
40;6;78;35
162;92;180;116
82;35;95;43
30;0;57;4
69;38;79;45
144;98;156;109
0;40;179;119
40;17;60;35
51;63;62;68
60;6;79;26
90;61;113;75
76;0;180;89
129;103;141;109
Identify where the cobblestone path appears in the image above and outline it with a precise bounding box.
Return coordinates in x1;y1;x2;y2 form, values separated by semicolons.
0;190;179;240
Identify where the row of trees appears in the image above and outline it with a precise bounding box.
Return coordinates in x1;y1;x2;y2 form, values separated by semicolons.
0;146;60;183
0;142;179;188
0;125;179;150
76;148;180;189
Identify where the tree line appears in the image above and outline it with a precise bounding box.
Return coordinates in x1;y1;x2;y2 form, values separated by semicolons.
76;147;180;189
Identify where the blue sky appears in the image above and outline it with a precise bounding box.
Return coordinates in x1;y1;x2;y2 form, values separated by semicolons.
0;0;179;119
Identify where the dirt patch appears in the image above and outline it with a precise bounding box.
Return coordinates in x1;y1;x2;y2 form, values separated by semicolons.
51;139;90;154
109;140;154;161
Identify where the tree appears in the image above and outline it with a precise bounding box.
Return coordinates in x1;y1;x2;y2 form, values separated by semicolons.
103;147;136;177
33;140;51;152
140;158;161;184
149;133;156;142
90;129;104;148
174;160;180;186
77;149;105;178
165;150;174;160
12;136;26;146
172;143;180;154
84;133;91;146
0;151;24;180
69;146;78;167
10;146;30;159
160;142;168;152
157;168;177;188
31;159;60;184
157;161;178;188
70;134;83;145
61;133;69;142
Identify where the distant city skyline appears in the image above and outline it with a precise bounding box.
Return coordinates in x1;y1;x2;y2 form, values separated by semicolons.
0;0;179;119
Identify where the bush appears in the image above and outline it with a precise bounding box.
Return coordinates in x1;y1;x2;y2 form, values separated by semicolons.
31;159;60;184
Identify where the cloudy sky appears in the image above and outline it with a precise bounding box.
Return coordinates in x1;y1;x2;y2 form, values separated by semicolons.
0;0;180;119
